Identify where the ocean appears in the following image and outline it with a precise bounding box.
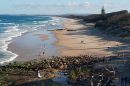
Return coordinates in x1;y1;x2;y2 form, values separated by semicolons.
0;15;61;64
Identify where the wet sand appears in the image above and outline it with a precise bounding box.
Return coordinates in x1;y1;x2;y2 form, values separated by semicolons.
53;18;129;57
7;17;64;62
8;30;58;62
39;34;48;41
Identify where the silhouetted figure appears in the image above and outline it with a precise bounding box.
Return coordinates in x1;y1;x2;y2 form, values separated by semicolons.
124;77;128;86
121;77;124;86
43;51;45;55
121;77;128;86
107;47;110;49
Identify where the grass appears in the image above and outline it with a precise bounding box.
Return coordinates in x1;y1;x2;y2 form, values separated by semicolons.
0;73;7;85
69;67;91;84
69;69;77;83
16;79;66;86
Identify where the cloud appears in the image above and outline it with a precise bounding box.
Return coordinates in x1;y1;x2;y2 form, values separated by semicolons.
14;4;42;10
84;2;90;7
43;2;90;10
66;1;91;10
14;1;91;11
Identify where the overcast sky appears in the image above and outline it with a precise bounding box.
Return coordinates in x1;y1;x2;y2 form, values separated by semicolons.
0;0;130;14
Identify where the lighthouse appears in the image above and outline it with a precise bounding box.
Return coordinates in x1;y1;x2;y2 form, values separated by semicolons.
101;6;105;15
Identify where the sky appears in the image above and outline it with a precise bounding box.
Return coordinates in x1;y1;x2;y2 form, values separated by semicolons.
0;0;130;15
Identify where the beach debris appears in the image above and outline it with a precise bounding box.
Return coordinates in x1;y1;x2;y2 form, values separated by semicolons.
37;70;42;78
36;66;42;78
67;29;77;31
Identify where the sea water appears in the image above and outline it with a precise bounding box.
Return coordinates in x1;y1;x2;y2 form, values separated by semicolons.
0;15;62;64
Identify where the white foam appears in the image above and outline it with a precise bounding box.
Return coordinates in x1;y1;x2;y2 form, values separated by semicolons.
0;23;48;64
38;20;49;24
51;22;57;26
0;51;18;64
49;17;62;26
0;25;27;64
0;23;14;25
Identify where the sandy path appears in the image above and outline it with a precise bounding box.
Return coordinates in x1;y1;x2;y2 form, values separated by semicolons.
53;18;130;57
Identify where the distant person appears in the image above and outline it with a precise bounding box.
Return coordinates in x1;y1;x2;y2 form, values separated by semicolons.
43;51;45;55
107;47;110;49
121;77;124;86
81;40;84;44
124;77;128;86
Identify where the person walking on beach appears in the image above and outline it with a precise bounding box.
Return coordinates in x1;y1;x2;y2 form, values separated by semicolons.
43;44;46;56
81;40;84;44
43;51;45;55
38;44;46;56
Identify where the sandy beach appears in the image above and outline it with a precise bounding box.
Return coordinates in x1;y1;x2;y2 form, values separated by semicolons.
1;1;130;85
53;18;130;57
7;17;130;62
2;16;130;86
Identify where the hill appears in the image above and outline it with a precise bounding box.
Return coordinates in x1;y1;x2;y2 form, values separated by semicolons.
66;10;130;39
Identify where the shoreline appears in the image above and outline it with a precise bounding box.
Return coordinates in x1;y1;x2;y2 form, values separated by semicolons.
4;16;130;64
1;10;130;85
1;17;130;86
6;17;63;63
7;30;58;62
0;29;28;65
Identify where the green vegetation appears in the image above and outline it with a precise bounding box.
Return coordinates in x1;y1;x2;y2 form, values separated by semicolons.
17;79;66;86
66;10;130;40
89;10;130;39
0;73;7;86
69;69;77;83
69;67;91;84
0;55;106;85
